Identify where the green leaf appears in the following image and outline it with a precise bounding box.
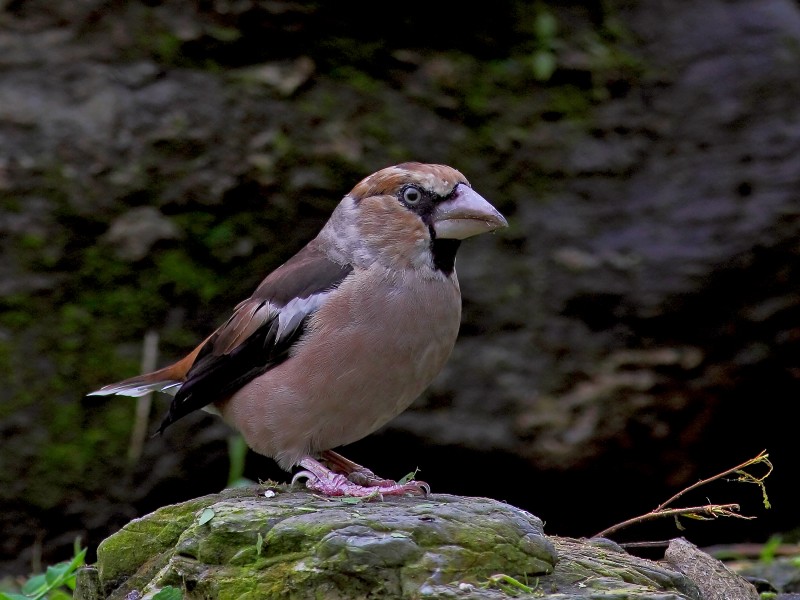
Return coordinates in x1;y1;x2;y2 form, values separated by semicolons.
153;585;183;600
17;548;86;600
338;488;382;504
397;468;419;485
760;535;782;563
256;532;264;556
339;497;362;504
21;573;47;595
483;573;537;594
533;10;558;40
68;548;87;571
0;593;34;600
198;507;216;525
227;434;248;488
227;477;255;488
530;50;557;81
45;562;70;585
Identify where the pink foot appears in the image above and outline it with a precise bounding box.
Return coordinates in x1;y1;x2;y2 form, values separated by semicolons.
293;457;429;498
318;449;402;487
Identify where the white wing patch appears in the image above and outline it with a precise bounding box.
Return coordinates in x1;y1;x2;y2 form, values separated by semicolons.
277;292;329;339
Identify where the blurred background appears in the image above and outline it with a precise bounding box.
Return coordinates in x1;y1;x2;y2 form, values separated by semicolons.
2;0;799;579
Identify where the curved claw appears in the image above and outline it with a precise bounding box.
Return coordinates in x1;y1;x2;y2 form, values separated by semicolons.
291;470;315;486
413;480;431;496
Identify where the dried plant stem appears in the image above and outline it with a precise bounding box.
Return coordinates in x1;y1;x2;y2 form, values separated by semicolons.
127;330;159;465
596;503;750;539
594;450;771;539
654;450;771;511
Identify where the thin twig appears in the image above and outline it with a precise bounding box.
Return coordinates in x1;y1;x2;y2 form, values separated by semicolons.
617;540;673;550
127;330;159;465
654;450;770;511
594;450;771;539
596;503;749;539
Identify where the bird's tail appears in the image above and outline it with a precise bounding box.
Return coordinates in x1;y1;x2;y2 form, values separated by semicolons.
87;365;183;397
87;335;210;398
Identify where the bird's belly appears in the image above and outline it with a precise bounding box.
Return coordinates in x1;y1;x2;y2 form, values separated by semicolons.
219;274;461;469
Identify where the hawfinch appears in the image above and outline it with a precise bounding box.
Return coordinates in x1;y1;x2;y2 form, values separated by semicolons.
89;162;508;497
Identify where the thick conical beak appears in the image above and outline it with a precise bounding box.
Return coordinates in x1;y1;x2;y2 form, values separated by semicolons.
432;183;508;240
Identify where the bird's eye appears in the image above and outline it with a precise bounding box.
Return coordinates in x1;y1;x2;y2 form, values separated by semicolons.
403;186;423;204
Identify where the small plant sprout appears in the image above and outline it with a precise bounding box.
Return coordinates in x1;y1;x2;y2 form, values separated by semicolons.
0;545;86;600
480;573;538;596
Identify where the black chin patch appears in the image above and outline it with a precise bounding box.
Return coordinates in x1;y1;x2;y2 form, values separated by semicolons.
431;237;461;275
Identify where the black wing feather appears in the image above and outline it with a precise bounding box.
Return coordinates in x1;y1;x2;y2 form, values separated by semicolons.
157;315;305;433
155;240;354;434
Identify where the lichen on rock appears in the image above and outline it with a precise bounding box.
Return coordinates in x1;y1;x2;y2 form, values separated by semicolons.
76;486;712;599
83;487;554;599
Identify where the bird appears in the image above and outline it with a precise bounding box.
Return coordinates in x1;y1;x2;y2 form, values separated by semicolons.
89;162;508;497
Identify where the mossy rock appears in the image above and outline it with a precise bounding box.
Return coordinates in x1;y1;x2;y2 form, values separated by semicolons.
75;486;713;599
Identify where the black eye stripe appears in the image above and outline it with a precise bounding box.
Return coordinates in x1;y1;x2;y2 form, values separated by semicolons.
397;183;463;220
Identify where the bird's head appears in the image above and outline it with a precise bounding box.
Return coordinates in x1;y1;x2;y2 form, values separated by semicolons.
323;162;508;274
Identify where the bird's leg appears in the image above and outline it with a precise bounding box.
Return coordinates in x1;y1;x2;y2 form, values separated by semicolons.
293;456;429;497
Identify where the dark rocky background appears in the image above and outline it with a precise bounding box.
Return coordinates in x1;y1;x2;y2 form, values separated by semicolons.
2;0;799;578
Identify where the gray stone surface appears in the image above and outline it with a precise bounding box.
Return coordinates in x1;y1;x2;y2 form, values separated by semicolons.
77;487;707;599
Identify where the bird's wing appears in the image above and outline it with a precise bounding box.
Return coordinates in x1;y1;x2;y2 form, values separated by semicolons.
156;241;353;432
